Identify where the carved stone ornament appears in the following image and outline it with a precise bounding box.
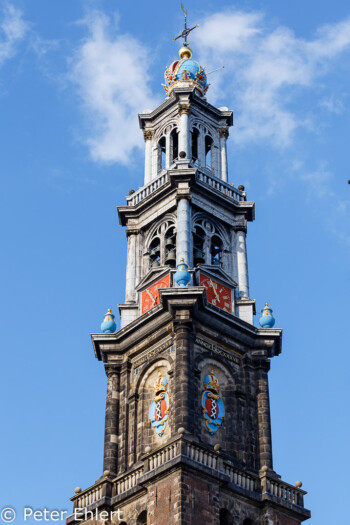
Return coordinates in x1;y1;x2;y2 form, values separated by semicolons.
143;129;155;141
218;127;229;139
178;104;191;115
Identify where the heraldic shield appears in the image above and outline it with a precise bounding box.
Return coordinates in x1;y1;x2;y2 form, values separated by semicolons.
201;368;225;435
149;371;169;437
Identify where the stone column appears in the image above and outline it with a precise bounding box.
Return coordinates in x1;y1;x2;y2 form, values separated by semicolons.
125;232;137;303
257;359;273;470
127;393;139;467
178;104;190;157
165;133;171;169
118;362;131;473
103;365;121;475
173;321;194;434
176;197;191;265
236;226;250;298
218;127;229;182
143;130;154;185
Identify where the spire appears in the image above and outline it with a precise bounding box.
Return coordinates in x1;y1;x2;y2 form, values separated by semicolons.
163;6;207;97
173;3;198;59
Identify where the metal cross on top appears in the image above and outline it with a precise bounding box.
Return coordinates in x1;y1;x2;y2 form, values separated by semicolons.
173;3;199;46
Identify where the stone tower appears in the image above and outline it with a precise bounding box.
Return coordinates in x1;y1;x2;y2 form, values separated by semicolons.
68;20;311;525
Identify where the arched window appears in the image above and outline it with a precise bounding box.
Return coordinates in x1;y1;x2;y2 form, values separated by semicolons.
170;128;179;162
158;137;166;170
149;237;160;268
148;220;176;269
220;508;233;525
193;225;205;265
211;235;223;266
137;510;147;525
191;127;199;163
205;135;213;168
164;226;176;267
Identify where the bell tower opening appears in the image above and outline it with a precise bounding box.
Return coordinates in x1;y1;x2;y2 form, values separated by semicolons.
158;136;166;171
205;134;213;169
191;126;199;164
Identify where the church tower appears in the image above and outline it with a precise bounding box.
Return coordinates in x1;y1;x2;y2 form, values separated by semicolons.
68;14;311;525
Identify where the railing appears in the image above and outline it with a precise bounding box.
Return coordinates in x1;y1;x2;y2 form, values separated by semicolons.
262;476;305;507
71;438;306;514
115;467;144;495
126;172;169;206
148;440;181;470
73;481;106;510
223;463;258;492
196;170;245;202
184;441;218;469
125;168;246;208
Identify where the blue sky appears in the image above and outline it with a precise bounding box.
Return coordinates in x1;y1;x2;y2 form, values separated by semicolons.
1;1;349;524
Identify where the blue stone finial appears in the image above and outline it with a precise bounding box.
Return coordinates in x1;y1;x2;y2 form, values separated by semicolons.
174;259;191;287
259;302;275;328
101;309;117;333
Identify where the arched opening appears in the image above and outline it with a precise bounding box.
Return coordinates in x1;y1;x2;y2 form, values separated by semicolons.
137;510;147;525
171;128;179;162
211;235;223;267
191;127;199;163
149;237;160;268
243;519;254;525
158;136;166;170
193;225;205;265
164;226;176;267
220;508;233;525
205;135;213;168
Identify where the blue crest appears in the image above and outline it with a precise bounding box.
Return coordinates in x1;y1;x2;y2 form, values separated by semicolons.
201;369;225;435
149;372;169;437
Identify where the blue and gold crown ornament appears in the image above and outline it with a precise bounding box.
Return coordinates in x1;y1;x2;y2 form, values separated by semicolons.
259;303;276;328
163;53;208;97
163;5;208;97
101;308;117;334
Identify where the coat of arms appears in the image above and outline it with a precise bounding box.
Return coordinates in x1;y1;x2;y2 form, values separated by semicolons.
149;372;169;437
201;368;225;435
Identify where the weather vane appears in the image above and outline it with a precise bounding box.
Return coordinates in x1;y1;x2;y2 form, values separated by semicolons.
173;4;199;47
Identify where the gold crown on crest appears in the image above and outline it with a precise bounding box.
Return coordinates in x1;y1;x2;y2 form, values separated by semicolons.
203;368;219;392
154;372;168;393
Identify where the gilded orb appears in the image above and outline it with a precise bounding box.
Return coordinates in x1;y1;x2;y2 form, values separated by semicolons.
179;46;192;59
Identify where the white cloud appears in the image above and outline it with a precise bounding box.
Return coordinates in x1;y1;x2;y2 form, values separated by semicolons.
69;10;160;165
192;10;350;148
0;3;28;66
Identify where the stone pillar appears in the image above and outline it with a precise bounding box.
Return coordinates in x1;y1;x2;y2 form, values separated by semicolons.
165;132;171;169
257;359;273;470
236;227;250;298
143;130;154;185
178;104;190;157
125;232;137;303
173;321;194;434
118;362;131;473
176;197;191;265
103;365;121;475
218;127;229;182
127;393;139;467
